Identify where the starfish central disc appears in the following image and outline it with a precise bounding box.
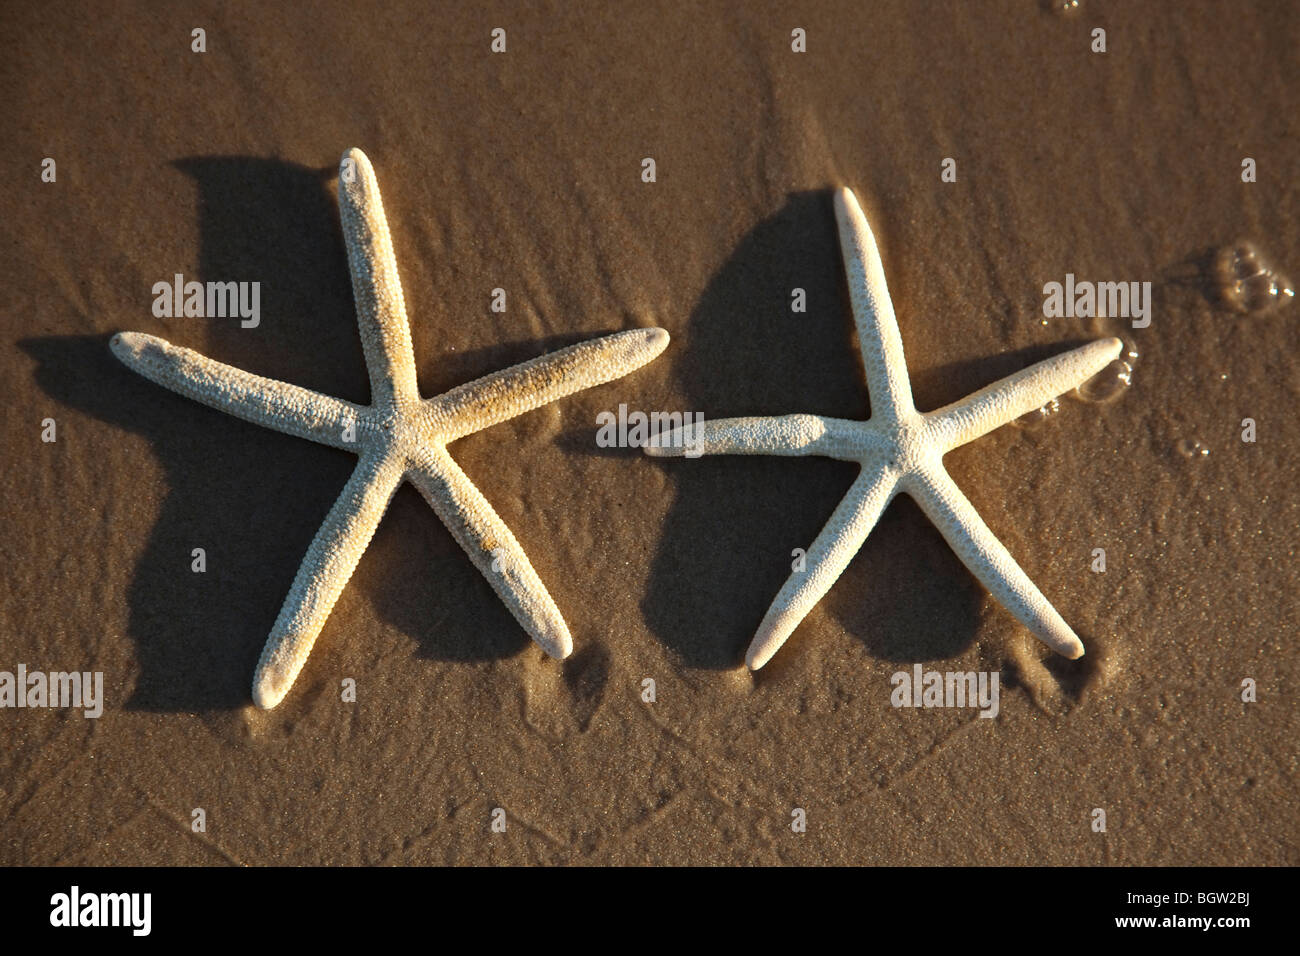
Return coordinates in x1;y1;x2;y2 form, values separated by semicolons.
877;418;934;474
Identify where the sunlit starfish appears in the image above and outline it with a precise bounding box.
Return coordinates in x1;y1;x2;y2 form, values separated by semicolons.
113;147;669;708
647;187;1120;669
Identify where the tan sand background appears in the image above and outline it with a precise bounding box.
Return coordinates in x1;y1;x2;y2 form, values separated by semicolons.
2;1;1296;864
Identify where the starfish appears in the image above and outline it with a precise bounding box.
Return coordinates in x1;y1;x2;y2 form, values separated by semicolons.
647;187;1121;670
112;147;669;708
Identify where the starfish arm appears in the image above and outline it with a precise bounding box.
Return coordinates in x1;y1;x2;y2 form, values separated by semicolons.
643;414;882;461
834;187;915;423
339;148;420;408
747;461;899;669
925;337;1123;452
252;452;404;708
407;448;573;659
905;465;1085;658
425;327;669;441
111;331;368;451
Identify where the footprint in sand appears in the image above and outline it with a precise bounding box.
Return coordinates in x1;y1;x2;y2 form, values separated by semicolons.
520;645;611;739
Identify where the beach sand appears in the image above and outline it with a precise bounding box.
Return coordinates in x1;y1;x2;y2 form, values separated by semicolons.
2;0;1296;864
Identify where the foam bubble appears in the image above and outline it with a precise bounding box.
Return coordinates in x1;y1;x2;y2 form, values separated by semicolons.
1212;242;1295;314
1077;359;1133;403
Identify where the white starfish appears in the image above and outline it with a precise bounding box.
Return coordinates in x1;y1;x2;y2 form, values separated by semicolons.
647;188;1121;670
112;147;669;708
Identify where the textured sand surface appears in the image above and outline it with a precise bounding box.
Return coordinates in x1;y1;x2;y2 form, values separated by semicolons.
1;1;1296;864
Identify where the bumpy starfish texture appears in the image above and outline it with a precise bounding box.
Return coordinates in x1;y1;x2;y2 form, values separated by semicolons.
648;187;1120;670
113;147;669;708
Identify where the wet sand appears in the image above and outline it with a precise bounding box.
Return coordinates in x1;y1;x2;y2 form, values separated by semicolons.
1;1;1296;864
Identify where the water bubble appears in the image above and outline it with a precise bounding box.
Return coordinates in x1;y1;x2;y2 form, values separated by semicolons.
1013;398;1060;428
1047;0;1081;14
1176;438;1209;458
1232;272;1293;312
1077;359;1133;403
1212;242;1295;314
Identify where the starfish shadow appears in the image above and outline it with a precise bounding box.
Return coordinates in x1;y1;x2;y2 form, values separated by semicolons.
19;158;369;711
21;332;346;712
20;157;600;711
638;190;1091;669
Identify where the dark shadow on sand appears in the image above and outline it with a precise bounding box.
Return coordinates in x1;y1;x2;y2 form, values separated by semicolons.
638;189;1102;670
22;156;618;711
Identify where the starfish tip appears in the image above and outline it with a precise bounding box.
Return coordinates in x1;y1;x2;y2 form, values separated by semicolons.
832;185;860;213
252;672;289;710
109;330;153;364
339;146;371;175
643;326;670;351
